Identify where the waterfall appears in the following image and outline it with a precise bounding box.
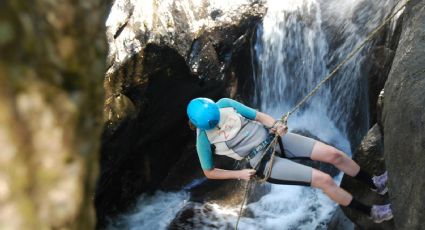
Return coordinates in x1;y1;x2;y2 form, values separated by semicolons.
242;0;395;229
254;0;394;149
108;0;396;229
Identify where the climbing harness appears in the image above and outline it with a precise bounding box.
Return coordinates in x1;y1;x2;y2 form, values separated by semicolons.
235;116;287;229
235;0;410;228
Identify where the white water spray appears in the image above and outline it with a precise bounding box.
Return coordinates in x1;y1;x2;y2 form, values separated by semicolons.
108;191;190;229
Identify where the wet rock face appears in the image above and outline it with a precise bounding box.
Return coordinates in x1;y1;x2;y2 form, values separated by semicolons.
97;0;266;227
0;1;107;229
340;124;394;229
383;0;425;229
366;11;403;126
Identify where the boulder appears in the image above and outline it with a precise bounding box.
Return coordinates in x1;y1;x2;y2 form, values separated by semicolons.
382;0;425;228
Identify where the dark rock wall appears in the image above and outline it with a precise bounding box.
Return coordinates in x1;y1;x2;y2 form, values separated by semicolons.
383;0;425;228
0;0;107;229
367;12;404;126
96;2;265;227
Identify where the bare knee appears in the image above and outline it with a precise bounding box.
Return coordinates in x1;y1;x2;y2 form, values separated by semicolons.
327;148;345;165
311;142;346;165
312;170;336;190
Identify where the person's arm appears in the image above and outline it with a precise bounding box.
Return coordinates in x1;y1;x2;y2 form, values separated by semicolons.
256;111;288;136
197;131;256;180
255;111;276;128
216;98;287;136
216;98;257;119
203;168;256;180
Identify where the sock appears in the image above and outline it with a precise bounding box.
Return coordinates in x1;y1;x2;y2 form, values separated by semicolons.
347;198;372;216
353;169;376;189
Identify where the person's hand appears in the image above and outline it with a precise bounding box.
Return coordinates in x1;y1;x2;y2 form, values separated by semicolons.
270;121;288;137
237;169;256;181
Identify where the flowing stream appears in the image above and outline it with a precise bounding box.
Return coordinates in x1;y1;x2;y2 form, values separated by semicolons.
108;0;397;229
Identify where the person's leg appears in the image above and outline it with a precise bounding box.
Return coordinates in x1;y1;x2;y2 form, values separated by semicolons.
266;156;355;205
312;169;393;223
266;156;393;222
266;157;352;205
310;141;360;176
311;168;353;205
310;141;381;191
280;133;386;193
266;158;372;215
311;169;396;223
265;156;312;186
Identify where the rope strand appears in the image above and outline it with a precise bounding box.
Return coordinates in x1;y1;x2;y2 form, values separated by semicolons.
235;180;252;229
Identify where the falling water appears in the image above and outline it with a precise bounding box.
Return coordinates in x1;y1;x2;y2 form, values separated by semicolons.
108;0;398;229
243;0;395;229
254;0;395;146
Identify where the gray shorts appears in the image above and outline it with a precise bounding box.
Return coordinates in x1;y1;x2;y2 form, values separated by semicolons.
249;133;317;186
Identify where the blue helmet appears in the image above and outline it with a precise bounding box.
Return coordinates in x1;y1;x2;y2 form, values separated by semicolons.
187;98;220;130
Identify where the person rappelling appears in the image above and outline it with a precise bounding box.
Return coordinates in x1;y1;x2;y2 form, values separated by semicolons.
187;97;393;223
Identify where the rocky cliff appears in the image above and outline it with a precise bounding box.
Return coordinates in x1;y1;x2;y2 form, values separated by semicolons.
0;1;107;229
95;0;266;227
383;0;425;228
